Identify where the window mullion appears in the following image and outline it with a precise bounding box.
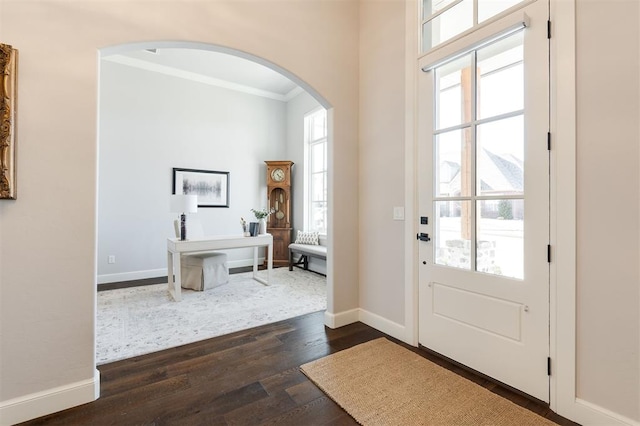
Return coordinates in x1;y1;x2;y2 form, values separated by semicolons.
420;0;527;55
422;0;465;26
473;0;478;26
455;54;475;272
470;50;478;273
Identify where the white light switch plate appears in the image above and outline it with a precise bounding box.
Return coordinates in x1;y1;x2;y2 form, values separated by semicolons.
393;206;405;221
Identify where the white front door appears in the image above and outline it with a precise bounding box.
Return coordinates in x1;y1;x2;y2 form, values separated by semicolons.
417;0;550;402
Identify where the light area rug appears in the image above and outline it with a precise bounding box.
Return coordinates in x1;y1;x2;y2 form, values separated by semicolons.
301;338;557;426
97;268;326;364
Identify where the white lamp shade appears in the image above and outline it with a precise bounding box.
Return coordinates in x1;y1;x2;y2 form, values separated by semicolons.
170;194;198;214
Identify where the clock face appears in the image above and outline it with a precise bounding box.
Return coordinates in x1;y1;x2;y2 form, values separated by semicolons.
271;168;286;182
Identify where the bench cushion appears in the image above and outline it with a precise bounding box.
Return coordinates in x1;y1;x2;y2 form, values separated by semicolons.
289;243;327;258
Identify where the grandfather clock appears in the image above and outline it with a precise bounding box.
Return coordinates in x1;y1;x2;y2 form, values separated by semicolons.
265;161;293;267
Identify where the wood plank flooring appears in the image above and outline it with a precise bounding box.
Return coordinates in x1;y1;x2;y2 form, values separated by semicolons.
19;311;579;425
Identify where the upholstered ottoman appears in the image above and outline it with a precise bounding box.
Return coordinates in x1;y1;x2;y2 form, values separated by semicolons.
181;252;229;291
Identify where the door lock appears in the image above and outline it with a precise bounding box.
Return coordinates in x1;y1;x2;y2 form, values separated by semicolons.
416;233;431;242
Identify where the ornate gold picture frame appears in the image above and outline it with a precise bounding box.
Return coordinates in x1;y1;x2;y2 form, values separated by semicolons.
1;43;17;200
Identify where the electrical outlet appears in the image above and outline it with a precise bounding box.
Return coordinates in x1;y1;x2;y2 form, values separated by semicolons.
108;255;116;264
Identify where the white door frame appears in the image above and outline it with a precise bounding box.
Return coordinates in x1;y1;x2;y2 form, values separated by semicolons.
402;0;582;421
547;0;576;419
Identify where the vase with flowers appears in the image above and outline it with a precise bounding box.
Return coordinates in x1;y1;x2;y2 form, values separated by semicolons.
251;208;274;235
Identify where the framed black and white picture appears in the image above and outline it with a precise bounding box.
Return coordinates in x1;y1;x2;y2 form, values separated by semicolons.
172;168;230;208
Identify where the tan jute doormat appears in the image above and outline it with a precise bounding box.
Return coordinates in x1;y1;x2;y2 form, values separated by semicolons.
300;338;557;426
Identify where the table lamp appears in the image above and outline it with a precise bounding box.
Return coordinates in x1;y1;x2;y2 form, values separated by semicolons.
170;194;198;240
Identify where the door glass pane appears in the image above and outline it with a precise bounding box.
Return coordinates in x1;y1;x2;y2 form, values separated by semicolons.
477;115;523;196
477;199;523;278
477;32;523;119
435;54;472;129
435;200;471;269
478;0;522;23
435;128;472;197
422;0;473;51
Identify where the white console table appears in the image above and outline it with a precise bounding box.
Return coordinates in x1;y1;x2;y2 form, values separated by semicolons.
167;233;273;301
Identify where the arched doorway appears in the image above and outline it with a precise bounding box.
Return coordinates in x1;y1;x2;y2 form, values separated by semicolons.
96;41;333;363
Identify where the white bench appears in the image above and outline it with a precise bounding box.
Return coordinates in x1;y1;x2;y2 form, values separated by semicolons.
289;236;327;272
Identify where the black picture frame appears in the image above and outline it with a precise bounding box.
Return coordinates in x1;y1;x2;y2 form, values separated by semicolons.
172;168;230;208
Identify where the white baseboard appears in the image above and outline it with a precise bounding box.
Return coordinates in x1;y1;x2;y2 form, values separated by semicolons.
566;398;640;426
323;308;406;344
97;268;166;284
324;308;359;328
96;258;265;284
358;309;406;342
0;369;100;426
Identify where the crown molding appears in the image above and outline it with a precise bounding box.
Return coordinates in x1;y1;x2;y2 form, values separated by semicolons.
284;86;305;101
103;55;295;102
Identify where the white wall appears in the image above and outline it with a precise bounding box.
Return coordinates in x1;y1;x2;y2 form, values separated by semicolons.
286;91;326;274
97;59;286;283
575;0;640;421
0;1;359;423
358;1;406;327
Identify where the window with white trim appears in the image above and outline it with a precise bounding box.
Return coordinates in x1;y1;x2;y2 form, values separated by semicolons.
304;108;327;234
421;0;525;52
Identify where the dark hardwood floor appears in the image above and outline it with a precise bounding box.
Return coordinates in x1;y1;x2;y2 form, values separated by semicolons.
20;311;579;425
